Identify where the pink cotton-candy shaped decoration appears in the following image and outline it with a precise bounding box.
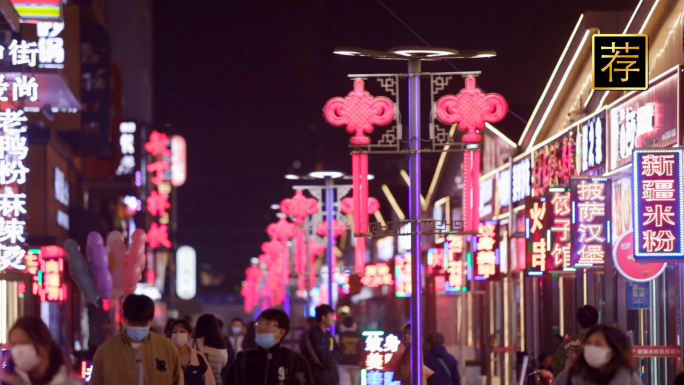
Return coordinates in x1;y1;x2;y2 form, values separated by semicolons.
281;190;318;225
323;80;395;145
436;77;508;143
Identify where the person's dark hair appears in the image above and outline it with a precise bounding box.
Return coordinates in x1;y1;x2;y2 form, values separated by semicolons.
538;352;552;365
571;325;634;382
171;319;192;335
231;317;244;325
122;294;155;324
10;316;65;382
426;332;445;347
164;318;176;337
242;321;257;350
576;305;599;329
217;318;225;332
315;305;335;323
403;323;411;331
342;316;356;328
258;308;291;336
193;314;227;350
674;371;684;385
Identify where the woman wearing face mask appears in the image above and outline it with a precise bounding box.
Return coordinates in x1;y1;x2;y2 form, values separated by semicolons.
552;325;642;385
0;316;81;385
170;320;216;385
190;314;228;385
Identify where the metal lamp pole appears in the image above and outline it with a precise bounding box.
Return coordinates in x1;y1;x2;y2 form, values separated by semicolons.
407;57;422;385
325;176;335;335
331;46;496;383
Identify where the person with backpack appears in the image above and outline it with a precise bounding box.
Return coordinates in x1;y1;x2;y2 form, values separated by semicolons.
551;305;599;376
552;325;642;385
336;317;363;385
227;308;314;385
170;319;216;385
301;305;343;385
424;332;460;385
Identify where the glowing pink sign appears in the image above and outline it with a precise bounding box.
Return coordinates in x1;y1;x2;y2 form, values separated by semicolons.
280;190;318;225
324;80;394;273
436;77;508;143
323;80;394;145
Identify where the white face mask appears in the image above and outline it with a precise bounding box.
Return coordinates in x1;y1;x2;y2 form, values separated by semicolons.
231;326;242;335
584;345;612;368
171;333;188;348
11;344;41;372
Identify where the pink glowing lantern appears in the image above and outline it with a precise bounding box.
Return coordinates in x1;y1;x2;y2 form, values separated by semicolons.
308;239;325;289
316;219;347;239
280;190;319;225
436;77;508;143
267;217;297;243
241;265;262;313
436;77;508;231
324;80;394;272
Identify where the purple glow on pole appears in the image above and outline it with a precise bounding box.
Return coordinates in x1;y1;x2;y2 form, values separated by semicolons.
408;57;422;385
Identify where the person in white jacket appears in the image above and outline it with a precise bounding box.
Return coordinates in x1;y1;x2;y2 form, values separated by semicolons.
191;314;229;385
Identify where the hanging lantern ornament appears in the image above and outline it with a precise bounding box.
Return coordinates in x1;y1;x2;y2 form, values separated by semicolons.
436;76;508;231
307;239;325;290
280;190;319;291
324;80;394;272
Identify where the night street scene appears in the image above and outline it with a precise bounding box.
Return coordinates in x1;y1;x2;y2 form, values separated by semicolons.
4;0;684;384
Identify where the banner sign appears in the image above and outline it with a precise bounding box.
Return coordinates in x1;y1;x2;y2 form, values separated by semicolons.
525;197;549;275
547;187;573;270
577;110;607;174
633;149;684;261
610;70;679;170
632;346;681;357
570;177;612;267
532;129;577;197
473;220;499;280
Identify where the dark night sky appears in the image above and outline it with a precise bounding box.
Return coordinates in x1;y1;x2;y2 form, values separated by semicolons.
152;0;638;291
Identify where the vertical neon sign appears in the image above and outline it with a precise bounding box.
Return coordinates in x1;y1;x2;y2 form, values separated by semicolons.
570;177;612;267
633;149;684;260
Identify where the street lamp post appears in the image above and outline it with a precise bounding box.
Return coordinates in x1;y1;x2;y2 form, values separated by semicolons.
331;46;497;385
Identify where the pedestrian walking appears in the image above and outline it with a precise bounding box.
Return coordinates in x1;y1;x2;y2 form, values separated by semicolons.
191;314;229;385
552;305;599;376
90;294;182;385
228;318;245;357
385;324;434;385
301;305;343;385
336;317;363;385
226;308;314;385
0;316;81;385
170;319;216;385
424;332;460;385
216;319;232;385
552;325;642;385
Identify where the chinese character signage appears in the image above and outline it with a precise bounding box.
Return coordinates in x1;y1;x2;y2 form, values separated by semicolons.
479;175;495;218
525;197;549;275
609;70;678;170
570;177;612;267
145;131;172;250
474;221;498;280
532;130;577;197
592;34;648;91
116;122;137;176
23;247;67;302
633;149;684;260
511;157;531;205
361;263;394;288
361;331;401;385
394;253;411;297
445;234;467;292
548;188;573;270
577;110;606;174
497;165;511;210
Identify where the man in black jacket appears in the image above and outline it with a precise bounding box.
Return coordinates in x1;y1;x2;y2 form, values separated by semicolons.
301;305;343;385
227;308;314;385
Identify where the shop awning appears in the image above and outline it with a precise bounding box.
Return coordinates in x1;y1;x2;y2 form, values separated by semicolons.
0;68;80;112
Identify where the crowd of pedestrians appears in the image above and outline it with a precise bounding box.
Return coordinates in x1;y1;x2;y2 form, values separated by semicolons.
0;297;671;385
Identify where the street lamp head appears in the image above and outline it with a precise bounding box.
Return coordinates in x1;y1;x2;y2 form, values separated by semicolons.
270;204;281;210
389;47;459;58
471;51;497;58
285;174;300;180
333;47;363;56
309;171;344;179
